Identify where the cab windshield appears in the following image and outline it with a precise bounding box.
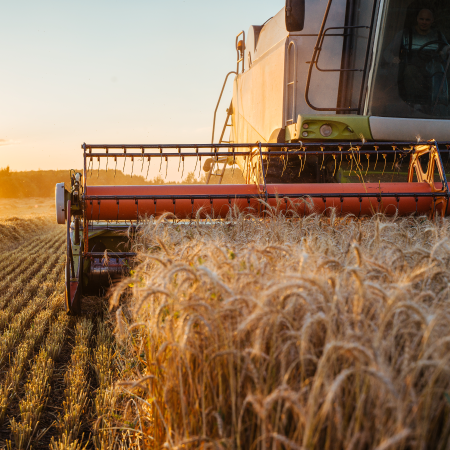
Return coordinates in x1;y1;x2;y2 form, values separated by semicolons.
369;0;450;119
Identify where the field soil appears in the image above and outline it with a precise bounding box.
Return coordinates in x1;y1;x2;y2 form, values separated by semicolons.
2;212;450;450
0;215;129;450
0;198;54;218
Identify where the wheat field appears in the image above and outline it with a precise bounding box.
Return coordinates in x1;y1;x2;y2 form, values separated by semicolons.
112;212;450;450
1;212;450;449
0;215;125;450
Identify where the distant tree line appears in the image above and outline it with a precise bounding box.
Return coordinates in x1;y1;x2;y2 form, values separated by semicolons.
0;168;243;198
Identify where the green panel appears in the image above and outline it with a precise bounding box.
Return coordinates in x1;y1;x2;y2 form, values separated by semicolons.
285;115;373;142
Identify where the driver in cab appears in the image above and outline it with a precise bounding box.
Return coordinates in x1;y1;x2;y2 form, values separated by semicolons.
384;8;450;113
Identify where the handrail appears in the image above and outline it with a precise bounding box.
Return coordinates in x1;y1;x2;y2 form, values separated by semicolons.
304;0;377;112
211;71;237;144
235;30;245;74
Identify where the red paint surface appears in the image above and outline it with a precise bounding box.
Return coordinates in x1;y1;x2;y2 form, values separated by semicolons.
85;183;441;220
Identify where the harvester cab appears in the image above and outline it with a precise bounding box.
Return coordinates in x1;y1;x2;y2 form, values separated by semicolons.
57;0;450;314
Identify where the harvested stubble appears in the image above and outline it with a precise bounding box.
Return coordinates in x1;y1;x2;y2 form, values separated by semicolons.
114;213;450;450
0;249;65;332
0;229;60;279
0;286;64;424
8;311;69;450
0;230;64;311
0;216;55;252
51;318;93;449
0;253;66;366
91;321;117;450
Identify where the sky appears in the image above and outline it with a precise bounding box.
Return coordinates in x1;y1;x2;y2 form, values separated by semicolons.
1;0;284;180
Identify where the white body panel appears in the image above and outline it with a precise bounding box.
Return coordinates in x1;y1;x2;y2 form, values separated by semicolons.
233;1;347;144
231;0;450;145
370;117;450;141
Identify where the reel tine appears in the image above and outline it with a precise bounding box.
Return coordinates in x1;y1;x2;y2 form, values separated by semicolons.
365;154;370;176
194;147;199;173
177;148;181;173
123;148;127;172
97;157;100;178
232;147;236;176
114;156;117;178
181;156;185;178
382;154;387;176
319;146;324;170
141;148;145;173
198;155;202;178
302;146;306;173
391;146;397;170
165;156;168;179
281;147;287;178
159;148;163;173
146;156;151;179
244;151;249;183
106;148;109;173
338;146;343;172
374;146;379;170
131;156;134;178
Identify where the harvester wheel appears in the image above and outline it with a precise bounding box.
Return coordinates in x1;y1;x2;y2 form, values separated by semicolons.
65;201;81;315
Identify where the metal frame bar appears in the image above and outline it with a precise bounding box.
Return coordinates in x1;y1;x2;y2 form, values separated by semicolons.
236;31;245;74
304;0;377;112
82;141;450;151
81;141;450;222
84;192;448;201
211;72;237;144
314;26;370;72
85;252;137;258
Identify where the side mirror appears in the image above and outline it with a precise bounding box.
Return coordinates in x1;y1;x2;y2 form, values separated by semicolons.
285;0;305;32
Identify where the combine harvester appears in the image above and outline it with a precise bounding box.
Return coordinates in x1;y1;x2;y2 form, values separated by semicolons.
56;0;450;313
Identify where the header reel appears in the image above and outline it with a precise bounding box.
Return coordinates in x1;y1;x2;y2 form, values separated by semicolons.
56;140;450;314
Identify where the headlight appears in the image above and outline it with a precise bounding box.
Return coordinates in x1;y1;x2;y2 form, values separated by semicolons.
320;124;333;137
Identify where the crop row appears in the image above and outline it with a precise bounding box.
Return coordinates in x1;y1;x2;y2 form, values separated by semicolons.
0;288;64;424
0;234;64;310
0;228;63;282
8;310;69;450
0;249;65;333
0;217;55;252
0;251;65;358
92;322;116;450
50;318;93;449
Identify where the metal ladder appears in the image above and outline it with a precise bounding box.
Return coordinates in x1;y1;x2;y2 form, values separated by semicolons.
206;102;234;184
